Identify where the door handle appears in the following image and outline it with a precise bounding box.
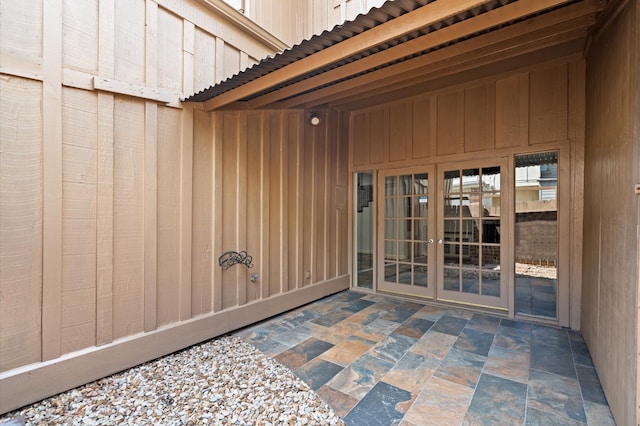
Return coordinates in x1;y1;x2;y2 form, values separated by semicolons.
428;238;434;244
437;239;443;244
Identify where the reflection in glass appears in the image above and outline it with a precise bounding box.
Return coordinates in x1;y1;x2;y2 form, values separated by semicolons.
385;176;397;195
414;220;428;241
382;171;432;292
414;196;428;218
482;271;500;297
443;268;460;291
399;175;412;195
355;172;374;289
385;264;397;282
384;241;397;261
398;241;411;262
413;242;428;264
461;168;480;193
387;197;398;218
398;264;412;284
414;266;428;287
385;219;396;239
514;152;558;318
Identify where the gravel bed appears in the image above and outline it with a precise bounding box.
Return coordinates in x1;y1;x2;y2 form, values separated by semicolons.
0;336;344;426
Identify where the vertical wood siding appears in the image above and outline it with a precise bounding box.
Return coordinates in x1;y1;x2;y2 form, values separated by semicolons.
582;1;639;424
350;61;577;167
0;0;347;380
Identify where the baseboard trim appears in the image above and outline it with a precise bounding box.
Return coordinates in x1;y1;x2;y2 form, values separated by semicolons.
0;275;349;414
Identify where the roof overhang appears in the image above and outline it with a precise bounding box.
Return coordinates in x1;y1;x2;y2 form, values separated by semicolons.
184;0;606;112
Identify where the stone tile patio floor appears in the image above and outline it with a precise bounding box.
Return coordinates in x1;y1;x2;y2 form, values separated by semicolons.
235;290;616;425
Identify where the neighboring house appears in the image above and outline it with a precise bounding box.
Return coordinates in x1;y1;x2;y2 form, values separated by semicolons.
0;0;638;425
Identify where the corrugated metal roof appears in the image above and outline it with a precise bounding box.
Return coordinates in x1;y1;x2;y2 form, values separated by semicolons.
184;0;585;105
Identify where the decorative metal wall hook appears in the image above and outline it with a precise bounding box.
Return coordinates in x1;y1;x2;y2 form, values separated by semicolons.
218;250;254;270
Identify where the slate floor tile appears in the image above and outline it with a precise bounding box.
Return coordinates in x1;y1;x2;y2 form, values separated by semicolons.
531;340;576;378
453;328;494;357
273;338;334;370
317;321;363;345
527;368;587;423
434;347;486;389
484;345;530;384
431;314;468;336
583;401;616;426
382;351;439;394
271;324;314;347
370;333;417;364
342;298;376;313
343;381;412;426
311;310;353;327
320;337;375;366
411;330;457;360
466;313;502;334
238;291;612;426
394;317;434;339
343;306;385;325
365;317;401;335
494;325;531;352
569;333;595;367
464;373;527;425
327;354;394;400
252;338;289;356
412;305;447;322
576;365;608;405
316;385;358;418
382;302;424;323
403;376;474;426
295;358;344;391
525;406;585;426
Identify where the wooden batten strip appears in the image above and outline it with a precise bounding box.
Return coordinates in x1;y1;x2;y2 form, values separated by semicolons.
41;0;63;362
179;105;194;321
144;103;158;332
203;0;499;110
95;0;115;347
96;93;115;346
142;0;158;332
212;112;223;313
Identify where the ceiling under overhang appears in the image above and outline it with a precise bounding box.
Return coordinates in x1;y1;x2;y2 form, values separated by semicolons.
184;0;606;112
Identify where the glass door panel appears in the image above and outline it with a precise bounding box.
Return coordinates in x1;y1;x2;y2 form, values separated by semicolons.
355;172;374;289
378;167;435;298
514;152;558;319
437;160;508;310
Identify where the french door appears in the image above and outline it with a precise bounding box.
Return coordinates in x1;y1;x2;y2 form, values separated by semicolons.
377;159;509;310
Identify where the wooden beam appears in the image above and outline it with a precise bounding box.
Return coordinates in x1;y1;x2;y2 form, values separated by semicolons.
202;0;501;110
278;8;596;108
329;35;585;111
246;0;589;109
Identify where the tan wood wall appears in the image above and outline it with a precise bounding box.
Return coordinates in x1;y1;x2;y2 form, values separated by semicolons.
0;0;350;413
349;57;585;329
582;0;640;424
246;0;388;47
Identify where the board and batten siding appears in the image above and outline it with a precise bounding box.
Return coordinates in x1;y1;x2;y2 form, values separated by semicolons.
582;1;640;424
351;60;578;168
349;58;585;330
0;0;349;413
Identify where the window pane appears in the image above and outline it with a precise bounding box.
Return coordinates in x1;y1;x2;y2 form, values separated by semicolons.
515;152;558;318
355;172;374;289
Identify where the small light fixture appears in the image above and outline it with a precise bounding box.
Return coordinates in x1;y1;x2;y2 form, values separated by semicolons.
310;114;320;126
